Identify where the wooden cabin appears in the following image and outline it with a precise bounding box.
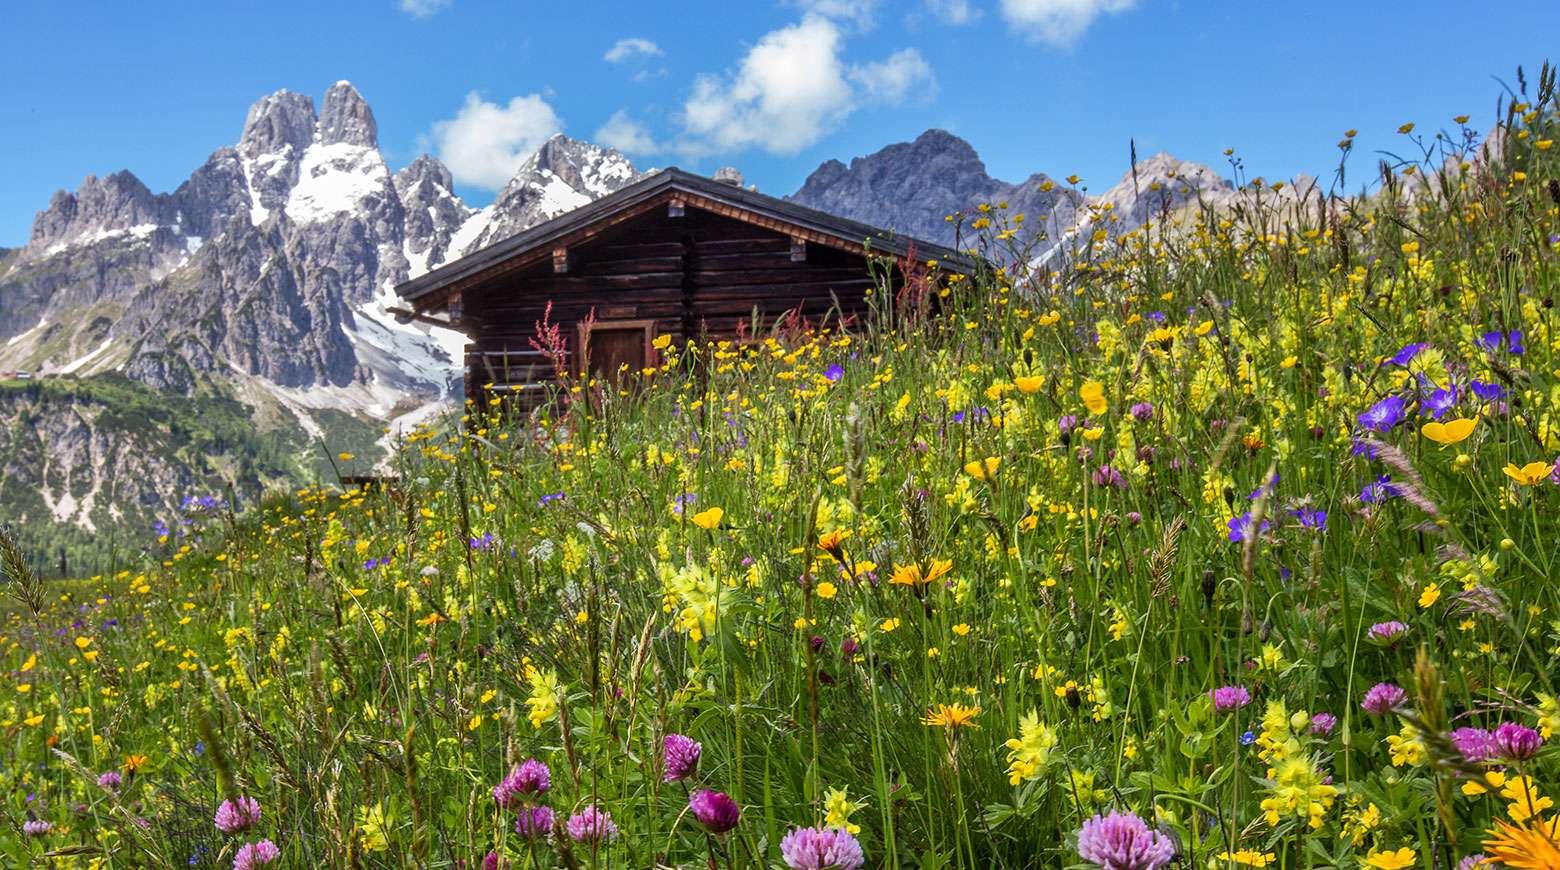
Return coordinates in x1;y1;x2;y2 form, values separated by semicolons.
393;168;975;409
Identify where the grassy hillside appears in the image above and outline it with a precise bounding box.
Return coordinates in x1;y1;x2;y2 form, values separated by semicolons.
0;372;382;575
1;71;1558;870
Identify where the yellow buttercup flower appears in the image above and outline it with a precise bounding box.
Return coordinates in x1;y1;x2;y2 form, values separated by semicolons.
1079;381;1107;415
1504;462;1555;486
1364;848;1416;870
690;507;724;530
1014;375;1043;393
1422;418;1476;446
964;457;1000;480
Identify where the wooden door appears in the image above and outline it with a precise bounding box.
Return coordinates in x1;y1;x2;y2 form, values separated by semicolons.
579;319;655;387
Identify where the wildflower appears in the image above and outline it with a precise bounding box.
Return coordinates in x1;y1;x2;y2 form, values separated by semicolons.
1209;686;1252;712
1455;855;1490;870
888;559;953;589
1093;465;1127;489
690;789;741;834
1361;475;1404;504
964;457;1001;480
566;804;619;843
780;826;866;870
215;796;263;834
1423;418;1477;446
1420;385;1459;419
1004;711;1060;784
1130;402;1154;421
515;806;557;839
482;853;510;870
494;759;550;809
98;771;122;792
1362;683;1407;716
525;669;561;729
1470;381;1509;402
815;581;838;599
1226;513;1269;542
663;733;702;782
1483;816;1560;870
233;841;281;870
822;787;864;833
1309;713;1338;736
359;803;392;852
817;529;850;561
1288;508;1327;529
1075;809;1176;870
1365;848;1417;870
1368;622;1409;645
1419;584;1443;608
22;818;50;838
921;703;981;730
1479;331;1525;355
1358;396;1408;433
1388;344;1427;365
691;507;724;530
1015;375;1043;393
824;365;845;381
1501;776;1556;822
1386;723;1427;766
1080;382;1108;415
1219;850;1278;867
1260;756;1339;829
1450;728;1498;763
123;753;149;773
1504;463;1555;486
1494;722;1544;761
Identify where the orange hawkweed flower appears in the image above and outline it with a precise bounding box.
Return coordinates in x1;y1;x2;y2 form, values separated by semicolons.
817;529;851;563
122;754;148;773
1484;816;1560;870
889;560;953;588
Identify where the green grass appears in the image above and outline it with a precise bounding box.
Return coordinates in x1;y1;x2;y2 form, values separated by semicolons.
0;67;1558;870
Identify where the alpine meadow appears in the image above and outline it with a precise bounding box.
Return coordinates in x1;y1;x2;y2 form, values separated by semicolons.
5;56;1560;870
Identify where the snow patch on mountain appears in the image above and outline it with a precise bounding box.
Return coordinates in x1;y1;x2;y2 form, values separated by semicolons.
286;142;393;224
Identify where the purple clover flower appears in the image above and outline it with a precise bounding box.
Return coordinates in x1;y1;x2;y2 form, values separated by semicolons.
515;806;557;839
1449;727;1497;763
1130;402;1154;422
97;771;122;792
1309;713;1338;736
663;734;702;783
1093;466;1127;489
690;789;742;834
1208;686;1252;712
1367;621;1409;644
1493;721;1544;761
780;826;866;870
22;819;50;838
214;796;262;834
566;804;619;843
1075;809;1177;870
493;760;550;810
233;840;281;870
1361;683;1407;716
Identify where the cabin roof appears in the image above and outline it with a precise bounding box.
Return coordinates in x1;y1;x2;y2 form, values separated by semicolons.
395;167;976;308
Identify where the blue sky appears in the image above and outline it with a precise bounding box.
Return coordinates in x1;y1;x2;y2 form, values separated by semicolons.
2;0;1555;246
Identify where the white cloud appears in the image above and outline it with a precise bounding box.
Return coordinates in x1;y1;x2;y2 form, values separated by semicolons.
399;0;450;18
926;0;978;25
794;0;881;28
851;48;937;105
430;93;562;189
999;0;1135;45
678;14;934;156
595;110;660;154
605;37;664;63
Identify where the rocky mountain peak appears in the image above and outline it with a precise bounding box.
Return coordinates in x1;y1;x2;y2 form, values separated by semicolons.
319;81;378;149
238;90;317;159
394;154;454;195
463;135;642;252
21;170;172;260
